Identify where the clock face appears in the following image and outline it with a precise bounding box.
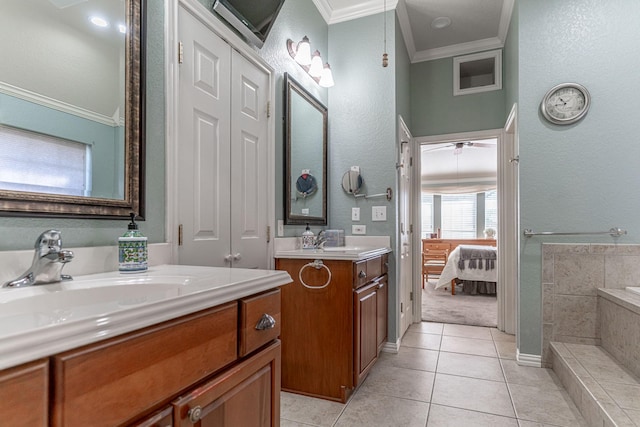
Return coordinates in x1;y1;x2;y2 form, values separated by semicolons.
541;83;590;124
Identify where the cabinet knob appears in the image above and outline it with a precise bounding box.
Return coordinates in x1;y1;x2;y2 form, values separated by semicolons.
233;253;242;261
358;270;366;278
188;406;202;423
224;254;233;262
255;313;276;330
378;282;385;289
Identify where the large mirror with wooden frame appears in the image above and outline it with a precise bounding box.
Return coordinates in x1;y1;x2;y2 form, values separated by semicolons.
284;73;327;225
0;0;145;218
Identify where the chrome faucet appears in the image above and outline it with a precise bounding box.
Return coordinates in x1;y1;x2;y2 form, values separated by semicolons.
3;230;74;288
314;230;327;250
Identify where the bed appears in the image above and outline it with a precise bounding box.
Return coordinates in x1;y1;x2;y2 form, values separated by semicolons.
435;245;497;295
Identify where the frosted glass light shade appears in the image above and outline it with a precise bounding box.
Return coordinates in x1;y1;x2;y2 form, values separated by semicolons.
308;51;323;77
319;64;334;88
294;36;311;66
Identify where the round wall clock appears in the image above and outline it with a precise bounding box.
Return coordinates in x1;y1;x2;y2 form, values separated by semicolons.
540;83;591;125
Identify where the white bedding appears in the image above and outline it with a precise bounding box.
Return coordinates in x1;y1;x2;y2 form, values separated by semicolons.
435;245;497;289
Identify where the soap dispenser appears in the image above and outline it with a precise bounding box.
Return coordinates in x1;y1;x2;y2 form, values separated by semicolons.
119;212;148;273
302;223;315;249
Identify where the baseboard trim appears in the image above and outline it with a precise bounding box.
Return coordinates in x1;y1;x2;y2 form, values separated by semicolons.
381;339;400;354
517;350;542;367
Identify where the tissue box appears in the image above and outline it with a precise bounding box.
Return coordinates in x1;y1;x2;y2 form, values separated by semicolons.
323;229;345;247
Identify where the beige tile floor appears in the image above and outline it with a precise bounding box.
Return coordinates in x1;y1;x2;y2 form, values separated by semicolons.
281;322;589;427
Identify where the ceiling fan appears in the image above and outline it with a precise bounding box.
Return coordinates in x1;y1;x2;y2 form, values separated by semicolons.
423;140;496;155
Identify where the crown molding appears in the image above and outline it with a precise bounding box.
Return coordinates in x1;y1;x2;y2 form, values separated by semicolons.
395;0;416;59
312;0;398;25
498;0;515;43
314;0;514;63
412;37;504;63
310;0;332;24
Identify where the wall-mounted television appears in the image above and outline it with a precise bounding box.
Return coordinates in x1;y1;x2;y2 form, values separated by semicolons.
212;0;285;49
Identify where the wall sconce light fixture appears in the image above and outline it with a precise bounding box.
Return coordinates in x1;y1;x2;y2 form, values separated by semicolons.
287;36;334;88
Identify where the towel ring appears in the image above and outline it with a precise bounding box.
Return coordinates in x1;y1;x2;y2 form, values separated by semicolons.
299;259;332;289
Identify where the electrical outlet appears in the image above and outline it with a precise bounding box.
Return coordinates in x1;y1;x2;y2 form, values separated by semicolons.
301;208;309;215
352;225;366;235
352;207;360;221
372;206;387;221
277;220;284;237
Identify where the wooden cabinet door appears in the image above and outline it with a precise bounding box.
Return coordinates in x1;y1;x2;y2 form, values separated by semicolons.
277;258;354;402
354;282;378;385
376;275;388;352
173;340;280;427
0;359;48;427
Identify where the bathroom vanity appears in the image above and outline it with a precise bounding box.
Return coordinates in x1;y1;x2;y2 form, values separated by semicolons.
274;244;391;403
0;265;291;427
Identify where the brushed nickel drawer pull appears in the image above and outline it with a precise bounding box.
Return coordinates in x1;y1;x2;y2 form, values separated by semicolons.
188;406;202;423
255;313;276;330
358;270;366;278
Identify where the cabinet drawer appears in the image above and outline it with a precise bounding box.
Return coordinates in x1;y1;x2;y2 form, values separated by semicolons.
381;254;389;275
354;256;384;289
52;303;238;427
239;289;281;357
423;243;451;251
354;260;368;288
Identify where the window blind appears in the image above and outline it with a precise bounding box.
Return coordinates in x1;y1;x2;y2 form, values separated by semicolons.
0;125;91;196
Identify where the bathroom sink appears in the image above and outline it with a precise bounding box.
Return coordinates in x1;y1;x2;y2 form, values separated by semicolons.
0;264;292;370
0;279;184;336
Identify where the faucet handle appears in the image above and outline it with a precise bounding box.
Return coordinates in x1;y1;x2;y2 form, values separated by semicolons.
34;229;63;257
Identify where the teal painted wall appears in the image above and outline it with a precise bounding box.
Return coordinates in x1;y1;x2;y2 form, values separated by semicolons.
0;0;165;250
517;0;640;356
328;11;400;340
257;0;328;237
504;0;518;114
410;55;506;137
395;14;411;130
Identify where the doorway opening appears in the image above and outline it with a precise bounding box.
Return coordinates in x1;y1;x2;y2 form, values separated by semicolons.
417;133;498;327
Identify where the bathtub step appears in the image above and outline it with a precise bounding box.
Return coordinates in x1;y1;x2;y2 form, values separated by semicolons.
550;342;640;427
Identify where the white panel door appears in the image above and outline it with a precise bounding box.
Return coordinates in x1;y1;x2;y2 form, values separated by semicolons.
398;117;413;337
229;51;269;269
177;7;231;266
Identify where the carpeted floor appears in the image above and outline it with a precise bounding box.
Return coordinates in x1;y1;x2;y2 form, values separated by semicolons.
421;277;497;327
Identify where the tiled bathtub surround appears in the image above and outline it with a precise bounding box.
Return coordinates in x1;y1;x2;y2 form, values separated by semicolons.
598;289;640;380
541;243;640;366
550;342;640;427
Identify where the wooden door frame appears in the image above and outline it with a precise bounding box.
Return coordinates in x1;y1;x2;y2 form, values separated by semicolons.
165;0;276;266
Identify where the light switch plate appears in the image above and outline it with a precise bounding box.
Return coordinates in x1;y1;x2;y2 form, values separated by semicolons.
301;208;309;215
352;207;360;221
372;206;387;221
277;220;284;237
352;225;366;235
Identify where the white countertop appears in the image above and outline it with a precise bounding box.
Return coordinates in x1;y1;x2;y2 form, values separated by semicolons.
0;265;292;370
274;246;391;260
274;236;392;261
